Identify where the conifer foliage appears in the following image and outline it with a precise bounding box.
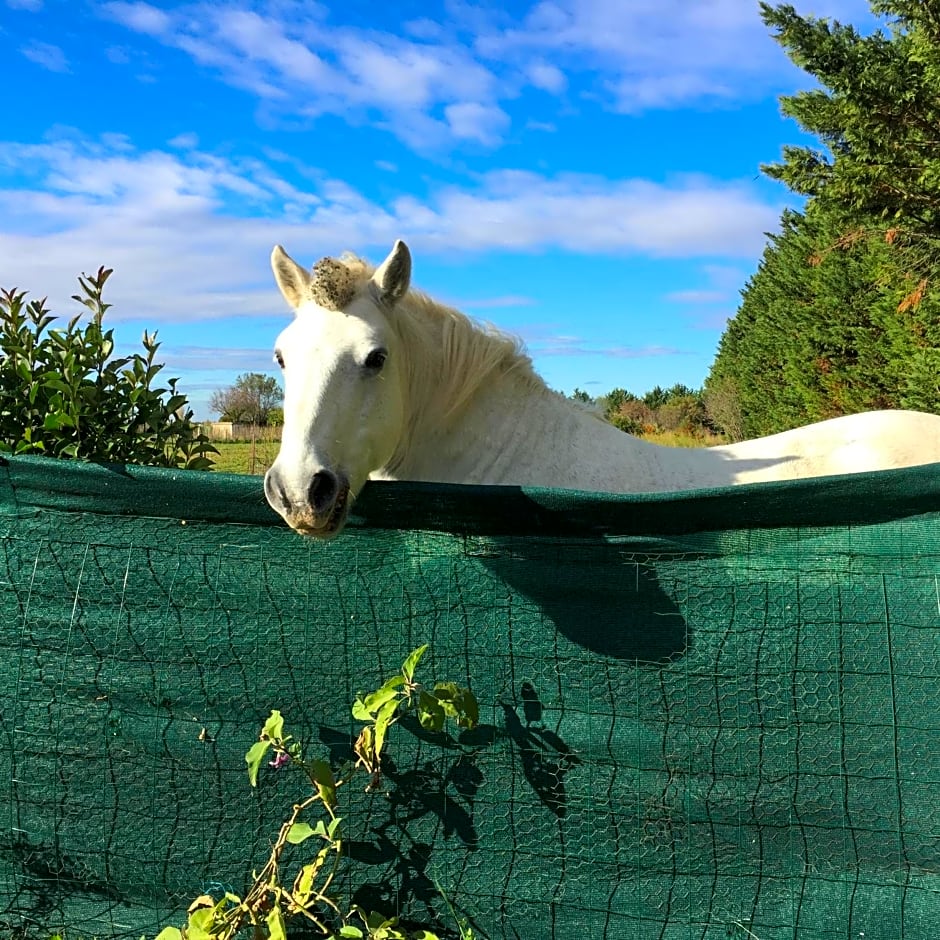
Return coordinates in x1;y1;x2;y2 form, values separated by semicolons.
706;2;940;437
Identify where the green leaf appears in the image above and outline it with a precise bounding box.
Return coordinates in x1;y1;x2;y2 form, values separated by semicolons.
433;682;479;729
401;644;428;683
351;698;372;721
338;928;365;938
286;821;316;844
245;739;272;787
353;680;403;719
327;815;343;840
431;681;461;719
309;757;337;809
294;860;319;906
154;929;183;940
262;709;285;742
185;904;215;940
187;907;214;930
267;903;287;940
43;411;74;431
458;689;480;729
417;690;445;732
372;695;400;758
42;375;70;393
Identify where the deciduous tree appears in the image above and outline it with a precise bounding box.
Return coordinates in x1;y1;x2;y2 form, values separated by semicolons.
210;373;283;425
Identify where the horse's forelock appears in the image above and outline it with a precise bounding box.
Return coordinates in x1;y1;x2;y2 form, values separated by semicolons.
310;257;358;311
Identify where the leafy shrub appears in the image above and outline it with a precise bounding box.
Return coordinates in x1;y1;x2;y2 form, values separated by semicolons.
0;268;215;468
157;645;478;940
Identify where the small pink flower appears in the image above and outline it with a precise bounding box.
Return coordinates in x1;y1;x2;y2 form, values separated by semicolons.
269;752;290;770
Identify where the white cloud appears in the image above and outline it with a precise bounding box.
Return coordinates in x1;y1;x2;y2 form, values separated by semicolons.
162;345;276;371
21;40;69;72
403;17;446;41
214;8;336;88
0;135;781;326
105;45;131;64
98;1;509;151
478;0;879;111
410;171;780;256
527;62;566;94
336;33;496;110
530;335;685;359
664;263;748;304
92;0;881;161
444;102;510;145
168;132;200;149
101;1;172;37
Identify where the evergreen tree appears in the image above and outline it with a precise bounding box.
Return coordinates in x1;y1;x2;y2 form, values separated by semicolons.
761;2;940;233
707;2;940;433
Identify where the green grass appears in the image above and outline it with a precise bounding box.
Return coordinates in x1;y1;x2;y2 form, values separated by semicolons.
210;441;280;475
640;429;726;448
208;428;722;477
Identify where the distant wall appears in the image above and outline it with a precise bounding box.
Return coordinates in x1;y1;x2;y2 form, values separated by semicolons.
201;422;282;442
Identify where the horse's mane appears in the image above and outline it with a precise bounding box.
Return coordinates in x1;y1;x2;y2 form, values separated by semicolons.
338;254;547;425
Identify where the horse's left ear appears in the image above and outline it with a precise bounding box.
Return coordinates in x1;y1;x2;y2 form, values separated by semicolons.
371;240;411;306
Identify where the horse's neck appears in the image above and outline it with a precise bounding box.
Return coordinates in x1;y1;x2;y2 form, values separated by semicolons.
382;370;730;492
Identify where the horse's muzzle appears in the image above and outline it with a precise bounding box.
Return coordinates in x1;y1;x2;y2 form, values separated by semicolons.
264;466;352;538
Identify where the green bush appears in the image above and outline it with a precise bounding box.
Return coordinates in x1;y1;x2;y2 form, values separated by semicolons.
0;267;215;469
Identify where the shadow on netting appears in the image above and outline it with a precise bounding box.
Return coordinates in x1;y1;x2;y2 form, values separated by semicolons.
315;719;496;937
478;538;690;662
313;681;584;937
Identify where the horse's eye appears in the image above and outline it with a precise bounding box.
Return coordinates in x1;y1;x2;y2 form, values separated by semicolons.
364;348;387;371
274;350;284;368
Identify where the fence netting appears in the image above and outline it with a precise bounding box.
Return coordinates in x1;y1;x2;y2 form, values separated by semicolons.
0;454;938;940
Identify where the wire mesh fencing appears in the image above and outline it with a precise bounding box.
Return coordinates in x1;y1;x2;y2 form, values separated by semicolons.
0;455;938;939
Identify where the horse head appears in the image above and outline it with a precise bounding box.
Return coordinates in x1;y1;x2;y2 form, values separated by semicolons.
264;240;412;538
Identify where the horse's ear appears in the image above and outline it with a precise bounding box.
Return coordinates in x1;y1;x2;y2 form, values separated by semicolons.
371;240;411;306
271;245;311;311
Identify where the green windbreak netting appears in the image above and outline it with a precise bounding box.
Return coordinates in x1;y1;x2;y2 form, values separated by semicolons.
1;453;939;940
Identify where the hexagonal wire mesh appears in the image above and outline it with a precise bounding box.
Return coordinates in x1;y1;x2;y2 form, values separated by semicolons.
0;455;938;939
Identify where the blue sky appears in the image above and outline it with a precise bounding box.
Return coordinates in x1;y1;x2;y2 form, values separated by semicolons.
2;0;878;419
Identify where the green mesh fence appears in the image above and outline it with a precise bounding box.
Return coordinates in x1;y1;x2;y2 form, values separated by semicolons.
1;453;939;940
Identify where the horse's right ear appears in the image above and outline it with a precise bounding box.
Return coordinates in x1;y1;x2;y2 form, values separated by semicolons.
271;245;311;311
371;240;411;306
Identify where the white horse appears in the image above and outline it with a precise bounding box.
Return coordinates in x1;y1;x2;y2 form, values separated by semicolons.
264;240;940;537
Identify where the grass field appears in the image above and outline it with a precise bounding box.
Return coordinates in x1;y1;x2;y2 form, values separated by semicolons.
210;430;722;475
641;429;726;447
210;441;280;475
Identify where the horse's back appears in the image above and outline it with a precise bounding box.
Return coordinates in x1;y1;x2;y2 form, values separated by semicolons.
717;410;940;483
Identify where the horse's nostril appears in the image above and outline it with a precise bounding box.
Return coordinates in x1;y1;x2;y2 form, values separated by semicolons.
264;468;291;513
308;470;338;514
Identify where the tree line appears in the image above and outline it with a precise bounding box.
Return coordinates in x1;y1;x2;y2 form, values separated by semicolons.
705;1;940;439
570;385;722;440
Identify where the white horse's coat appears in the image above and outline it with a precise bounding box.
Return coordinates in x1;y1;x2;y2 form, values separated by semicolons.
264;240;940;537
